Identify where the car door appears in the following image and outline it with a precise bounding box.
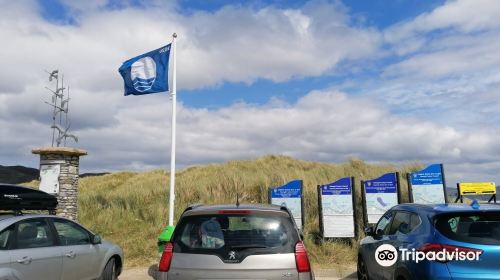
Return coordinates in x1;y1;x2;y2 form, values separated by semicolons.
384;211;413;279
362;211;394;280
51;218;101;280
8;218;62;280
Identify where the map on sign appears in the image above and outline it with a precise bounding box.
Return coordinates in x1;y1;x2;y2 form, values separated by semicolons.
322;195;353;214
410;164;446;204
270;180;303;229
365;173;398;224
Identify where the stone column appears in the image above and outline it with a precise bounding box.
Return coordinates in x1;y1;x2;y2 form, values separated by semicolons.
32;147;87;221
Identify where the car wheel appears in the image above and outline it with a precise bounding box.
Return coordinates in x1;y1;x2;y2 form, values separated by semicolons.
101;258;117;280
357;255;369;280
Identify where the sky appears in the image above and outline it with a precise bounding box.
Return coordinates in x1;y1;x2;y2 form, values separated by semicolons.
1;0;500;187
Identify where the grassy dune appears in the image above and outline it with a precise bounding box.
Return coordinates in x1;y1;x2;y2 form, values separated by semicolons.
27;155;421;267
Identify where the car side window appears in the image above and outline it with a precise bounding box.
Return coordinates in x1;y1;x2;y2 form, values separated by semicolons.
0;225;14;250
52;219;91;246
15;219;55;249
410;213;421;231
388;211;411;235
375;212;393;236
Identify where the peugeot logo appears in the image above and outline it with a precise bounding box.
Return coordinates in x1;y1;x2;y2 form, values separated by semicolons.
228;251;236;260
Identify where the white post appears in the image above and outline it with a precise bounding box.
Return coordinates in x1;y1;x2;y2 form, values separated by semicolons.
168;33;177;226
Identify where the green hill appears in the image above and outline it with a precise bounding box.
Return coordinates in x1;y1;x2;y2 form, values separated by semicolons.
25;155;421;267
0;165;39;184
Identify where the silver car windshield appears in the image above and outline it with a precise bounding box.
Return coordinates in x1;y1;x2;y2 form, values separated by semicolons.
173;214;298;255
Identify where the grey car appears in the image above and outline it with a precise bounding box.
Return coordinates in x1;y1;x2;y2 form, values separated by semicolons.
0;214;123;280
157;204;314;280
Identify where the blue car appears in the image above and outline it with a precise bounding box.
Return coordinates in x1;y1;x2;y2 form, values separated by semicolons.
357;203;500;280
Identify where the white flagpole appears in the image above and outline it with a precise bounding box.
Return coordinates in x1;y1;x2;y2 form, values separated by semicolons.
168;33;177;226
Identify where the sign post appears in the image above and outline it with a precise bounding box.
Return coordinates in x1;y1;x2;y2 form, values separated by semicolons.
455;182;496;203
269;180;304;229
318;177;356;239
363;172;400;224
408;164;447;204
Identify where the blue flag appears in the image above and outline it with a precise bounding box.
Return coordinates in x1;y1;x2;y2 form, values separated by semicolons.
118;44;171;96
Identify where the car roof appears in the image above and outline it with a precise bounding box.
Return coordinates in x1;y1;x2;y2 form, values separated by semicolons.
392;203;500;216
182;204;287;215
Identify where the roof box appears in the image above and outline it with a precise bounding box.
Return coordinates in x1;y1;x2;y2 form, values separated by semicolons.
0;184;58;211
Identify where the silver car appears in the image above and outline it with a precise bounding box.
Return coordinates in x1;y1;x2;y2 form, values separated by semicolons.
0;214;123;280
158;204;314;280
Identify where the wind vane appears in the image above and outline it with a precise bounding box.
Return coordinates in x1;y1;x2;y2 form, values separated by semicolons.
44;69;78;147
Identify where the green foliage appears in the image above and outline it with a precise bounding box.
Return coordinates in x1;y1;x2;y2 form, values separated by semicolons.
26;155;421;267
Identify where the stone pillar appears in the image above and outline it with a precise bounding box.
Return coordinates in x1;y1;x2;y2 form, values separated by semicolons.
32;147;87;221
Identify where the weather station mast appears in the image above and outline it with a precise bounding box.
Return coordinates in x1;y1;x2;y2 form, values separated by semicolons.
44;69;78;146
31;69;87;221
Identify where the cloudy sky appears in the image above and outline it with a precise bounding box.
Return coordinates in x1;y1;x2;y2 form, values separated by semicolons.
1;0;500;185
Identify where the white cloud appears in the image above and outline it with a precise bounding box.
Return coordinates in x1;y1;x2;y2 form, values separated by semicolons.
383;31;500;79
0;0;381;95
381;0;500;80
2;0;500;187
384;0;500;43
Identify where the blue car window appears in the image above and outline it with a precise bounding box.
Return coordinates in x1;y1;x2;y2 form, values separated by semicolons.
410;213;421;231
389;212;411;235
375;213;393;236
435;212;500;245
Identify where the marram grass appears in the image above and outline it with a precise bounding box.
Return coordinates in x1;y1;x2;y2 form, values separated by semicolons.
24;155;421;267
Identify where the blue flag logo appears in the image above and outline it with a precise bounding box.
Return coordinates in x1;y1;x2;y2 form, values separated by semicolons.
118;44;171;96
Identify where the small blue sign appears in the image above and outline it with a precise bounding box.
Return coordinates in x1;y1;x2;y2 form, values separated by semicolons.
364;172;399;224
319;177;356;237
364;173;397;194
270;180;303;229
410;164;446;204
271;180;302;198
321;177;352;195
410;164;443;185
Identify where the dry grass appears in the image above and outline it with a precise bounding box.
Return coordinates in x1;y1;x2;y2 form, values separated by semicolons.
24;155;421;267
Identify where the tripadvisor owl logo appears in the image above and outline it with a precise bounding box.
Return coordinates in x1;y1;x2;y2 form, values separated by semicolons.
374;243;482;266
375;244;398;267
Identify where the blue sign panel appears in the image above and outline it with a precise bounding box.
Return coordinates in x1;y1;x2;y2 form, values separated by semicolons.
410;164;443;185
321;177;352;195
271;180;302;198
270;180;303;229
410;164;446;204
364;173;398;224
320;177;355;238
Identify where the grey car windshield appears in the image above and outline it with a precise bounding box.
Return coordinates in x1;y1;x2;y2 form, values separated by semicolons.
173;214;297;254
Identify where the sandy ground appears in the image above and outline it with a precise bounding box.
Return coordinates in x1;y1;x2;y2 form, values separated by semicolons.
118;266;357;280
